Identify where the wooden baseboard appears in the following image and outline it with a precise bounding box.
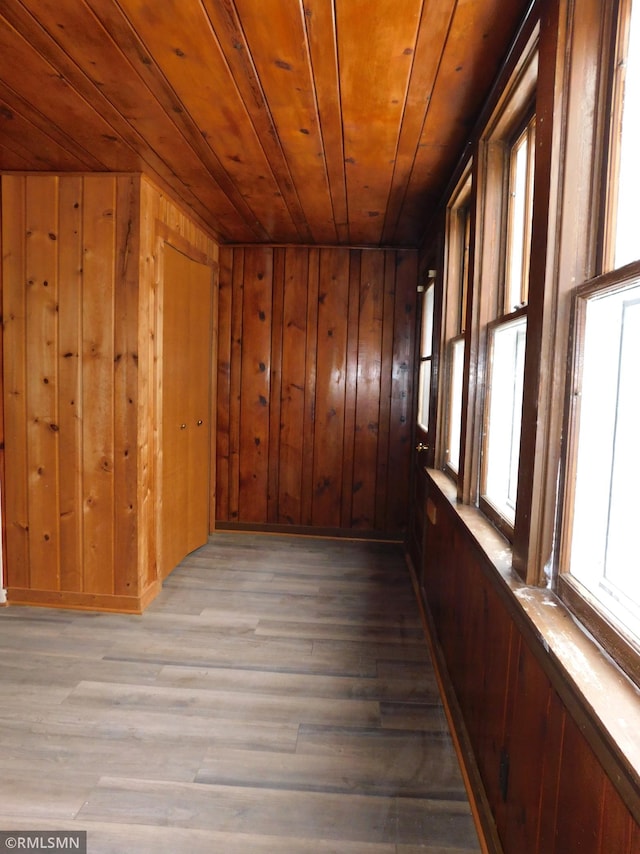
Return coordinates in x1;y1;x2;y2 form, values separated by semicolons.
214;521;403;543
6;581;161;614
404;551;504;854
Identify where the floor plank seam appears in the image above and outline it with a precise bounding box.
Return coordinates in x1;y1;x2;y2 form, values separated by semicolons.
0;533;481;852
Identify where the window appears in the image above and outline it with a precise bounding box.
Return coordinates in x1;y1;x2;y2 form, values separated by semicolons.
605;0;640;271
441;170;472;477
483;312;526;524
505;120;535;311
416;278;435;434
560;0;640;680
566;276;640;652
479;109;536;535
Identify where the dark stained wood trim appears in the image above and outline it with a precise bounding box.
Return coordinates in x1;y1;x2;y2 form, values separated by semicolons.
226;242;418;250
404;550;503;854
215;521;402;542
425;468;640;829
513;0;567;583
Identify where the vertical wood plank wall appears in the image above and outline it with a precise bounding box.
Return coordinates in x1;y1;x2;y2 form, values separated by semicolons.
421;478;640;854
1;174;142;610
138;176;219;595
216;246;417;538
1;173;219;611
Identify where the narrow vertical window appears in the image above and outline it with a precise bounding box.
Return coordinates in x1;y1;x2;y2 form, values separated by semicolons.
417;281;434;433
483;314;527;523
607;0;640;270
481;114;535;533
505;120;535;310
441;169;472;477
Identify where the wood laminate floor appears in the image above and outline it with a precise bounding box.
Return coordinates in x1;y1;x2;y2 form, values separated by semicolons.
0;533;481;853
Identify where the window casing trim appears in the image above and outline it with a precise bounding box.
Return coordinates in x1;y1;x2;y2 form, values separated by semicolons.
438;165;473;481
471;43;537;530
558;259;640;686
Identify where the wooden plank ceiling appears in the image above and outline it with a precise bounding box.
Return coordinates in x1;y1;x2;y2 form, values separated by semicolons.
0;0;529;247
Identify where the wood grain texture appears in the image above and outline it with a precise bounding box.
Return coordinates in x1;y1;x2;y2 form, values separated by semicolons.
0;532;481;852
278;249;308;525
419;475;640;853
216;246;417;537
160;245;193;578
2;173;219;611
0;0;530;245
239;249;273;523
388;251;418;532
313;249;349;528
25;176;61;591
267;249;284;524
82;176;117;595
337;0;422;245
352;250;385;529
215;246;234;522
112;177;139;601
57;177;85;593
398;0;531;243
139;176;219;591
2;176;30;589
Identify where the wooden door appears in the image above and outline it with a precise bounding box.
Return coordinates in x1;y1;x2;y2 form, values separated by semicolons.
186;255;212;555
161;244;212;579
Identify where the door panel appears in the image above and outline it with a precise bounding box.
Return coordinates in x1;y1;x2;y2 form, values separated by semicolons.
186;256;212;554
161;244;212;579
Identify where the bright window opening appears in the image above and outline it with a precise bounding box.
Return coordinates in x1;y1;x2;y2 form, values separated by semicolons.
570;280;640;645
613;0;640;269
505;120;535;310
446;337;465;473
417;282;434;432
483;315;527;525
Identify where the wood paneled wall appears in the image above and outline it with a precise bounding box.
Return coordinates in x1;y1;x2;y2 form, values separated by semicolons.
216;246;417;537
1;173;218;611
138;175;219;594
2;173;142;610
420;477;640;853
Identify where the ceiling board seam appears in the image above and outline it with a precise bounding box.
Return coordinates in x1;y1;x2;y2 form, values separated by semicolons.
382;0;460;244
302;0;348;245
0;81;102;172
4;0;238;242
199;0;313;243
332;0;351;246
105;0;271;240
380;0;429;242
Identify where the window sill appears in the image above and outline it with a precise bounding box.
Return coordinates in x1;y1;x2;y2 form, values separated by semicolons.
426;467;640;820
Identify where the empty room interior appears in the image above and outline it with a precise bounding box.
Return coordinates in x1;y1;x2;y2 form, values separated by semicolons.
0;0;639;851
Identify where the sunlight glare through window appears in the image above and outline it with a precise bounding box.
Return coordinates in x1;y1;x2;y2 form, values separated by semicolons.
614;0;640;268
484;316;526;524
570;281;640;644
